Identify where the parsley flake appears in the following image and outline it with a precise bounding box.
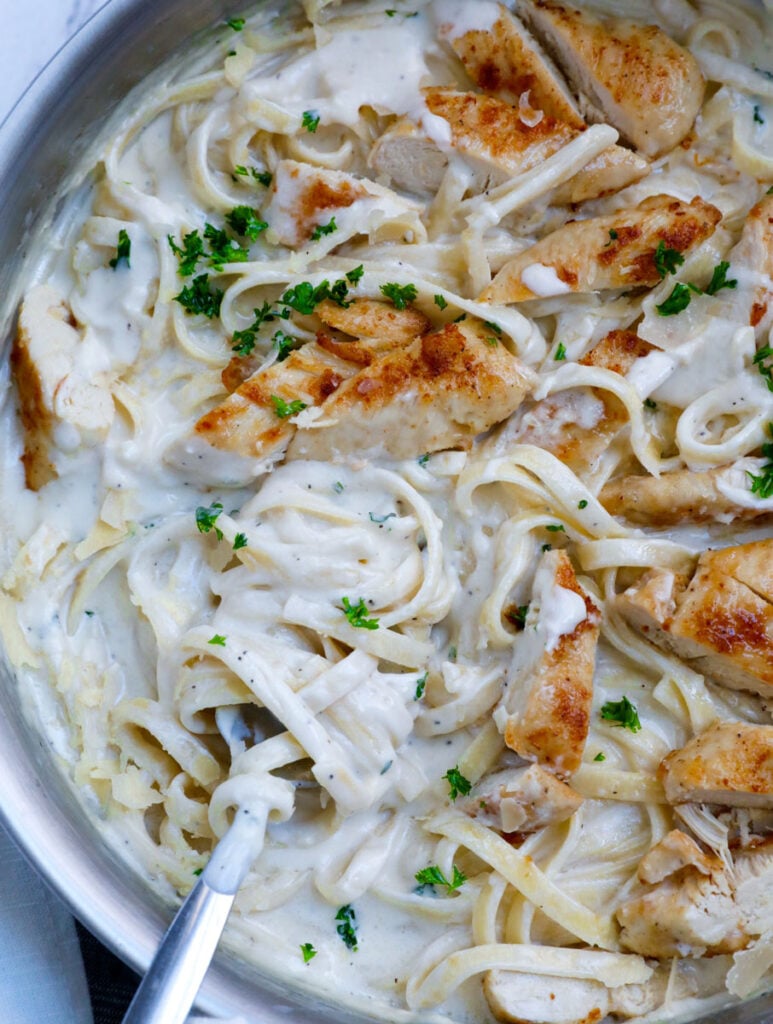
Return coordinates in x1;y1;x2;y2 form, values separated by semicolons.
270;395;307;419
554;342;567;361
311;217;337;241
346;265;364;285
755;104;765;125
434;294;448;310
273;330;296;362
340;596;379;630
253;169;272;186
593;752;606;762
231;301;279;357
333;481;345;494
507;603;529;629
226;205;268;241
754;346;773;392
415;864;466;894
417;453;430;467
545;523;565;533
281;280;338;315
168;231;205;276
655;282;692;317
233;533;248;550
414;672;428;700
335;905;358;950
644;398;657;409
302;110;320;133
226;16;245;30
704;260;738;296
578;499;588;509
208;634;227;646
193;868;203;876
747;422;773;498
175;274;224;319
604;228;618;248
234;165;248;176
196;502;224;540
483;320;503;336
369;512;397;524
109;229;131;270
204;223;249;270
600;696;641;733
443;766;472;801
380;282;418;309
654;240;684;279
300;942;317;963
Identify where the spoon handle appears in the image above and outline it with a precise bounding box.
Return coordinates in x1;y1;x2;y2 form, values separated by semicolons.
121;878;235;1024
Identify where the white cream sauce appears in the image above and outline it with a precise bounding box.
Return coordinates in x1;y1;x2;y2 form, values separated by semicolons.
521;262;573;297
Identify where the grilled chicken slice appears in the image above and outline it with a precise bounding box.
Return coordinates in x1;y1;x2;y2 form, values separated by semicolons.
287;319;536;462
519;0;704;157
616;540;773;696
264;160;421;247
11;285;114;491
506;329;652;477
437;1;584;126
461;763;583;835
600;463;773;527
194;340;360;459
481;195;722;303
637;830;722;885
659;722;773;809
494;550;600;778
725;193;773;335
369;87;647;201
484;972;612;1024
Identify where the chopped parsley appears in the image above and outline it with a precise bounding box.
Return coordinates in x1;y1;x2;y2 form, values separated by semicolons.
754;345;773;392
300;942;317;963
415;864;466;894
541;543;552;552
604;228;618;248
109;229;131;270
593;752;606;762
333;481;345;494
417;453;430;467
231;301;280;357
578;499;588;509
273;330;296;362
253;169;272;186
369;512;397;524
335;905;358;951
168;231;204;276
755;104;765;125
545;523;565;533
654;240;684;279
311;217;338;241
443;766;472;801
340;596;380;630
208;634;227;646
448;645;457;662
414;672;428;700
193;868;203;876
225;205;268;241
281;280;340;314
380;282;418;309
434;294;448;310
234;165;249;176
704;260;737;296
346;264;364;285
644;398;657;409
175;274;224;318
226;16;245;30
655;282;692;317
554;342;567;361
483;320;503;336
485;335;498;347
600;696;641;733
233;533;248;550
203;223;249;270
747;422;773;498
768;185;773;195
507;604;529;629
386;8;397;13
270;395;307;419
453;313;467;323
196;502;224;540
302;110;320;133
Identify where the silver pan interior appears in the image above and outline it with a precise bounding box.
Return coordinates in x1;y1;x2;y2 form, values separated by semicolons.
1;2;773;1022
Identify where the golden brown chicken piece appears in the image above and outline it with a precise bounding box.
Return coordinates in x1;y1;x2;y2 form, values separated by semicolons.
495;549;600;778
637;830;722;885
369;88;648;201
726;193;773;334
287;319;536;462
600;464;773;527
659;722;773;809
519;0;704;157
439;2;584;124
11;285;115;491
506;329;652;478
461;763;584;835
481;195;722;303
617;540;773;696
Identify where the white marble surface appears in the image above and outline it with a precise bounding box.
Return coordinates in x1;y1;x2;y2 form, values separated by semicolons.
1;0;106;124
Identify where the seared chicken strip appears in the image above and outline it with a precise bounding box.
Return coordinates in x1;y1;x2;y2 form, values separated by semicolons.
264;160;421;247
519;0;704;157
287;319;536;462
494;549;600;778
617;540;773;697
461;763;584;835
506;329;652;478
11;285;114;491
659;722;773;809
725;193;773;335
369;87;648;201
481;195;722;303
637;830;721;885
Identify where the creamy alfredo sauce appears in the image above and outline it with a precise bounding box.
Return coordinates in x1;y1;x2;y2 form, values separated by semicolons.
2;2;773;1023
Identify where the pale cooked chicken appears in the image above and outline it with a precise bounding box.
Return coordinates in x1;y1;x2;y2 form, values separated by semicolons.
481;195;722;303
494;549;600;778
659;722;773;809
519;0;705;157
11;285;115;491
369;87;648;201
616;540;773;696
505;329;652;478
287;319;536;461
600;464;773;526
484;972;612;1024
438;2;584;125
264;160;421;247
637;830;720;885
725;193;773;334
461;763;584;835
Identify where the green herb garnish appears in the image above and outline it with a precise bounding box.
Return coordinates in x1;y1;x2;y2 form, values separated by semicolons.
196;502;224;540
545;523;565;533
604;228;618;247
443;766;472;801
704;260;737;296
380;282;418;309
340;596;379;630
300;942;317;963
655;282;692;317
414;672;428;700
311;217;337;241
654;240;684;279
226;205;268;241
415;864;466;894
754;346;773;392
208;634;227;646
203;223;249;270
231;301;278;356
302;110;320;133
747;421;773;498
755;104;765;125
335;905;358;950
507;604;529;629
109;229;131;270
434;294;448;310
346;265;364;285
593;752;606;762
554;342;567;361
168;231;204;276
226;16;245;30
270;395;307;419
600;696;641;733
578;499;588;509
644;398;657;409
233;533;248;550
273;330;296;362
